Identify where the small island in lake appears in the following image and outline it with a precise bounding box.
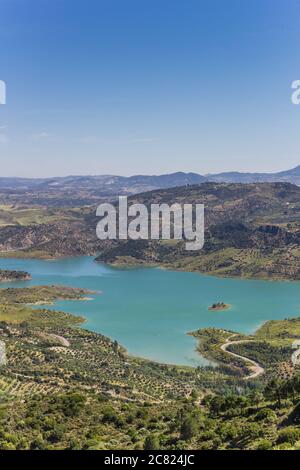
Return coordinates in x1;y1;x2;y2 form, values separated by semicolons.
208;302;231;311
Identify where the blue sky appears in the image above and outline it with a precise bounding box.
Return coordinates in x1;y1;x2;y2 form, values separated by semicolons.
0;0;299;177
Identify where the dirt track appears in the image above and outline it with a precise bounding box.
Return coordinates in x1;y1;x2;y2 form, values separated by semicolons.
220;335;264;380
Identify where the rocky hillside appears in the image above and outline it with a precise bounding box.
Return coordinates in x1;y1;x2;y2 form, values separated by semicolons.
0;182;300;279
96;183;300;280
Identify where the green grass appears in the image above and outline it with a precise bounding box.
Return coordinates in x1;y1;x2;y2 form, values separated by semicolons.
0;304;33;323
256;318;300;346
0;205;79;227
0;285;95;305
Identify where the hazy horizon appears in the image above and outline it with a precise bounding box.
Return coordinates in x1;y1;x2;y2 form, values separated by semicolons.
0;162;299;180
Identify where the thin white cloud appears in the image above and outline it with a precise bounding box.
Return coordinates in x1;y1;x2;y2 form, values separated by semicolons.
78;136;100;144
128;137;156;144
77;136;156;145
0;134;9;143
30;132;52;141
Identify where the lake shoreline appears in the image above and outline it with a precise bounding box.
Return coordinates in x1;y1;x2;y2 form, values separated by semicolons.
1;255;300;368
1;251;300;282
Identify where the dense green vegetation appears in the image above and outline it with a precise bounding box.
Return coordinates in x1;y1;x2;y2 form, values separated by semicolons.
191;318;300;381
1;181;300;449
2;355;300;449
1;284;300;449
228;341;292;369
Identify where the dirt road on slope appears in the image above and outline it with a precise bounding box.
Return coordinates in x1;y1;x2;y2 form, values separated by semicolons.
220;335;264;380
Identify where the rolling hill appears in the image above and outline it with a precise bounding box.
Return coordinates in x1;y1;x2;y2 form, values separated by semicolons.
0;165;300;207
0;181;300;280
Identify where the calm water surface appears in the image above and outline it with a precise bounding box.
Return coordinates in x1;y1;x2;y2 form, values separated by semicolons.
1;256;300;367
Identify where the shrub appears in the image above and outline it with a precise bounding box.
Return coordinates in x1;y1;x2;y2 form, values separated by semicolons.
254;408;277;423
144;434;160;450
0;441;16;450
277;427;300;445
288;402;300;424
60;393;85;417
180;417;198;441
30;437;47;450
255;439;273;450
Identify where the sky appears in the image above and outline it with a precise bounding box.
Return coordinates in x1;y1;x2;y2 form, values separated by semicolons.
0;0;300;177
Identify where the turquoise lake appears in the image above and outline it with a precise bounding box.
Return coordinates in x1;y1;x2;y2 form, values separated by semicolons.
1;256;300;367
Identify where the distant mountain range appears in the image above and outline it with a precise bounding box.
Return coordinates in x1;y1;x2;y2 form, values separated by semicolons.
203;165;300;184
0;172;204;191
1;165;300;191
0;165;300;207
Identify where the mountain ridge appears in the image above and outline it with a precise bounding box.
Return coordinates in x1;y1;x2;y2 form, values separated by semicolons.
1;165;300;190
0;166;300;207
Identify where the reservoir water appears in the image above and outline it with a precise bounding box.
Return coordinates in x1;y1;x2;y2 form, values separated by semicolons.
1;256;300;367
